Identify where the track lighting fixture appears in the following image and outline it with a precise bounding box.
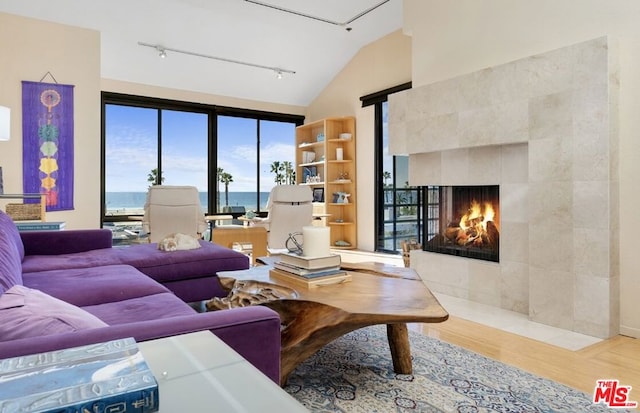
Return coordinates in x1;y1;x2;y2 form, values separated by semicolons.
138;42;296;78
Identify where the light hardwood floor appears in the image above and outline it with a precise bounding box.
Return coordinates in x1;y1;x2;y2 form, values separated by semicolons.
409;316;640;409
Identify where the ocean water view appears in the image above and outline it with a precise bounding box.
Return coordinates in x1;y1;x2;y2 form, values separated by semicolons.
105;191;270;214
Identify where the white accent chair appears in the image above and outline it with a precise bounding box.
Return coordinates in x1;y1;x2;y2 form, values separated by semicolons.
142;185;207;243
254;185;313;254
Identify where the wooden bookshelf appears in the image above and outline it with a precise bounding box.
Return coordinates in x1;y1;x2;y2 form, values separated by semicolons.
295;117;356;249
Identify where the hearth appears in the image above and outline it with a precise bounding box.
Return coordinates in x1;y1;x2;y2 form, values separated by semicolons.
424;185;499;262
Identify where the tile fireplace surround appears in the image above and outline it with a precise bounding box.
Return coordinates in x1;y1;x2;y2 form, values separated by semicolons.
389;36;619;338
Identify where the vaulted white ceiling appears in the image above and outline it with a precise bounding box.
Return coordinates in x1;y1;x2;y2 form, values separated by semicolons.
0;0;403;106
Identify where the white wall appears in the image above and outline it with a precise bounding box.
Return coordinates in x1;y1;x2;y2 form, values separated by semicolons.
0;12;101;229
404;0;640;337
305;30;412;251
0;12;306;230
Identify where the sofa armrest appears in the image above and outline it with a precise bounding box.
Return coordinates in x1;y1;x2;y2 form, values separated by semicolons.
0;306;281;383
21;229;113;255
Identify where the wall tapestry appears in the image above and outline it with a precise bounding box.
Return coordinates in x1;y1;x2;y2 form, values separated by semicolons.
22;81;74;211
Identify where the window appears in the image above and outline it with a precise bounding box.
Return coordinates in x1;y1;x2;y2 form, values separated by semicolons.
216;116;297;214
361;83;421;253
101;93;303;244
103;104;160;215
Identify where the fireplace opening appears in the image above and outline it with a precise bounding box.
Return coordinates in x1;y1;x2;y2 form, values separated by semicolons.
423;185;500;262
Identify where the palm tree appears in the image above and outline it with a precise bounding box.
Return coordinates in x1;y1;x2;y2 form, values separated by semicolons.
382;171;391;187
282;161;295;184
147;168;164;187
216;167;224;211
219;172;233;206
270;161;283;184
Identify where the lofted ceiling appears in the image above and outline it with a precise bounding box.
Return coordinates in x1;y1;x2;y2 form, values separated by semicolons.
0;0;403;107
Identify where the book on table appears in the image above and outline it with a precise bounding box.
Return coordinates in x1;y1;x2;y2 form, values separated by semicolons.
270;268;351;287
0;337;159;413
14;221;66;231
278;252;341;270
273;261;342;278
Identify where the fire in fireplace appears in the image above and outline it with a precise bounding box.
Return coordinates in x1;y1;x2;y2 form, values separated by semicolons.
424;185;500;262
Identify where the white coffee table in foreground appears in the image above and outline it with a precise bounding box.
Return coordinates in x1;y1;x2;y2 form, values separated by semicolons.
138;331;308;412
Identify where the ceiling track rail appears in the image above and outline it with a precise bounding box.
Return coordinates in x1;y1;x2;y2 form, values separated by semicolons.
243;0;392;30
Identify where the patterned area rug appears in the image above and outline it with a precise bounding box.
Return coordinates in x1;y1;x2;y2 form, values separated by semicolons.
284;325;627;413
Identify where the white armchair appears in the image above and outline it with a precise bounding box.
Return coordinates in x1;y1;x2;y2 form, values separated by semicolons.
254;185;313;253
142;185;207;243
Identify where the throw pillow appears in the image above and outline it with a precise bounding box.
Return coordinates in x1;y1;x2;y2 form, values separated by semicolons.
0;227;24;294
0;210;25;261
0;285;108;341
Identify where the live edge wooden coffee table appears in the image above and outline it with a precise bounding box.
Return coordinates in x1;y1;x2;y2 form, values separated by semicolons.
209;261;449;385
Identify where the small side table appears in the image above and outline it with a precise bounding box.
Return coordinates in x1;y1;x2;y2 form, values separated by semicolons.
138;331;307;412
212;226;267;266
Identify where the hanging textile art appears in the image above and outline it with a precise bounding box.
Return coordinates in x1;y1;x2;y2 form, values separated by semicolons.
22;81;74;211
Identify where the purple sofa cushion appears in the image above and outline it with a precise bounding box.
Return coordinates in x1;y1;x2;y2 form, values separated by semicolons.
21;241;249;284
22;264;171;307
20;229;113;256
113;241;249;283
20;248;123;273
0;285;107;341
0;227;23;294
0;211;25;261
82;292;196;325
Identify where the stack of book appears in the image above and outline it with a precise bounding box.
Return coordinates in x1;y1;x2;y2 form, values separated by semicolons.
270;252;351;287
0;337;159;413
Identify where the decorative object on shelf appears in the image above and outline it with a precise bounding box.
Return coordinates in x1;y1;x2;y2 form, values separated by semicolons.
332;192;350;204
22;78;75;211
316;132;325;142
337;172;349;181
336;147;343;161
312;187;324;202
302;151;315;163
302;166;317;183
339;133;352;140
0;193;47;221
335;240;351;247
306;175;321;184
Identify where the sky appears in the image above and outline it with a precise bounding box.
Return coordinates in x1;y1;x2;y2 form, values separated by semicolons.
105;104;296;192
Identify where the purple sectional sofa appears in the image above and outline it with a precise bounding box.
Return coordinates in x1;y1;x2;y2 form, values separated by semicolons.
0;210;282;383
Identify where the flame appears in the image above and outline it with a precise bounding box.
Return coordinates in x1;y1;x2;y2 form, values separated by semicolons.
459;200;495;232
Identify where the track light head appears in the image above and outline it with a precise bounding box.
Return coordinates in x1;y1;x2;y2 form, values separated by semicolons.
156;46;167;58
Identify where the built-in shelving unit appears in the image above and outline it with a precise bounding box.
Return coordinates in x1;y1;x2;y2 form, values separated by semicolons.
295;117;356;249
